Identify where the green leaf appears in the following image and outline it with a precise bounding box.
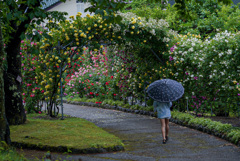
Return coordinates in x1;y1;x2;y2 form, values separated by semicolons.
29;12;35;20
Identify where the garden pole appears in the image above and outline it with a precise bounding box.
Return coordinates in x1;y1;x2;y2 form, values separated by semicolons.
150;48;165;65
144;83;146;107
132;95;133;105
211;101;213;117
54;103;56;116
60;74;64;120
58;41;64;120
225;96;226;117
238;100;240;118
178;100;180;111
187;98;189;113
45;101;46;113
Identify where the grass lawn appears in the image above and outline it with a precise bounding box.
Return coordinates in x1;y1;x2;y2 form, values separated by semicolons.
10;113;124;153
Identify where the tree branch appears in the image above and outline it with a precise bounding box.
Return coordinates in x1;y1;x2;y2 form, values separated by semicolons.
14;0;41;40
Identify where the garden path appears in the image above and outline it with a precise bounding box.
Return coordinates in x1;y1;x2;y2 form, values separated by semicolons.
21;103;240;161
58;103;240;161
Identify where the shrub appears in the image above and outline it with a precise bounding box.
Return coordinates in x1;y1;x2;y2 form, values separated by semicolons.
188;117;212;127
171;111;240;145
215;123;232;133
227;129;240;144
172;111;194;122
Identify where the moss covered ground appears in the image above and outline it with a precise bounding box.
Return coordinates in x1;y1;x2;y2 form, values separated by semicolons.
10;113;124;153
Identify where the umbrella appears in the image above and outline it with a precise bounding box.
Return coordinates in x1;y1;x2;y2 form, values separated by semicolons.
147;79;184;102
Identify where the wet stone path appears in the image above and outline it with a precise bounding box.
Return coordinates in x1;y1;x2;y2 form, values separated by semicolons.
20;103;240;161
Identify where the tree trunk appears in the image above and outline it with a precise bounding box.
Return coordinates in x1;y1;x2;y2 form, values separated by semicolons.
0;22;11;144
4;33;26;125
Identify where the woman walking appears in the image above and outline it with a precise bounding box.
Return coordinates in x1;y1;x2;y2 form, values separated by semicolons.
147;79;184;144
154;101;172;144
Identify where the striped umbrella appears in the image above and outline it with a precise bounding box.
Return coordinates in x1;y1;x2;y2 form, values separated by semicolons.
147;79;184;102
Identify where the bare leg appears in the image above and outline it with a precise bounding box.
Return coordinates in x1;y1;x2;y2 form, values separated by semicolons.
165;118;169;138
160;119;166;140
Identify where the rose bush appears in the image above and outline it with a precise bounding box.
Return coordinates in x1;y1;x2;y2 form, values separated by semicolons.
21;11;173;116
165;31;240;116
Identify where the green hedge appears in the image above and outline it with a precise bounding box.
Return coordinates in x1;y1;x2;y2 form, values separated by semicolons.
172;111;240;145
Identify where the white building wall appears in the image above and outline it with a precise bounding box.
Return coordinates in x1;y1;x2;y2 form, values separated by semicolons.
39;0;93;27
47;0;92;18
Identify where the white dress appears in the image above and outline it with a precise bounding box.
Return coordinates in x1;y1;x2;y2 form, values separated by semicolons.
153;101;172;119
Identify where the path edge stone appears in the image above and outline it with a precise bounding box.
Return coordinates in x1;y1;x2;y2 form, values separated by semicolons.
11;141;124;154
